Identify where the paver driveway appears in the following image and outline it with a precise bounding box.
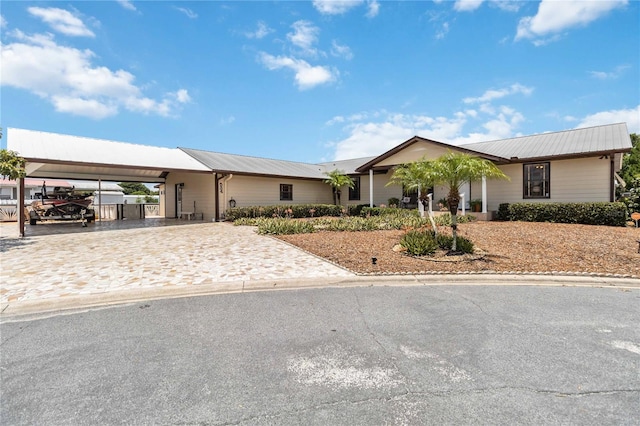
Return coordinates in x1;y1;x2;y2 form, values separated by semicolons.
0;221;352;305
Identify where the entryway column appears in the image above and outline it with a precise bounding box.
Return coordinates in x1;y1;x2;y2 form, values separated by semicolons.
17;177;25;238
481;175;487;214
369;169;374;207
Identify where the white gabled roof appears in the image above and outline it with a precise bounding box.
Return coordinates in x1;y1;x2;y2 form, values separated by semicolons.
7;128;211;182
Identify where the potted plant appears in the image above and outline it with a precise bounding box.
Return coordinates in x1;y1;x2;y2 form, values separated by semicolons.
470;199;482;212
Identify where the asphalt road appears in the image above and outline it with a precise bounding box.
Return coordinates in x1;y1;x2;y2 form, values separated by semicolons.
1;284;639;425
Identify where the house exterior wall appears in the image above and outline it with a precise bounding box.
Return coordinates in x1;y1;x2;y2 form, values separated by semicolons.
165;172;216;221
223;175;333;213
375;141;454;167
487;156;611;211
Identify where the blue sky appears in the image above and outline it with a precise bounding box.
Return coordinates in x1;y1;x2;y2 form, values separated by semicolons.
1;0;639;164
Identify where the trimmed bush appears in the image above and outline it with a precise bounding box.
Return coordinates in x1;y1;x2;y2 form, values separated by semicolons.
225;204;343;221
506;202;627;227
496;203;510;221
347;204;371;216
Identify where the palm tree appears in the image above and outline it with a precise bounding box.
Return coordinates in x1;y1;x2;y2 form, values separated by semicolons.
386;160;434;210
425;151;509;252
323;169;355;205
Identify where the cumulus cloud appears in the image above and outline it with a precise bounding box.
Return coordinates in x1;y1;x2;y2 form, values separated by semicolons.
116;0;137;11
175;7;198;19
258;52;336;90
287;20;320;57
328;87;531;159
463;83;533;104
577;105;640;133
516;0;628;43
1;30;190;119
245;21;273;39
27;7;95;37
331;40;353;60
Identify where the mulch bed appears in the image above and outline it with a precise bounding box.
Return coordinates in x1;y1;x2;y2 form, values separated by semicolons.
276;221;640;276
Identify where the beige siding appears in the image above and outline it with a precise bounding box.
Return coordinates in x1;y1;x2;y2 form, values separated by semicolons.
224;175;333;211
165;172;216;221
487;157;611;211
157;183;166;217
375;141;459;167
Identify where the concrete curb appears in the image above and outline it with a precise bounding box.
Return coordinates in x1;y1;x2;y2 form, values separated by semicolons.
1;274;638;320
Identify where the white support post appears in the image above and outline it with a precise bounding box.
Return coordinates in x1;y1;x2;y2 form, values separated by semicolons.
369;169;374;207
417;185;424;217
481;175;487;213
427;193;433;215
98;178;102;222
460;193;465;215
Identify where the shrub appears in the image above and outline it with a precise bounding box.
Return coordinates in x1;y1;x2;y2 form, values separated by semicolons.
225;204;343;221
496;203;510;221
388;197;400;208
434;234;474;254
256;219;315;235
400;229;438;256
506;202;627;227
433;213;476;226
347;204;371;216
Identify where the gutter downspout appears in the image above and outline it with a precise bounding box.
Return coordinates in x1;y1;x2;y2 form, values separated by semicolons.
219;174;234;219
610;155;615;202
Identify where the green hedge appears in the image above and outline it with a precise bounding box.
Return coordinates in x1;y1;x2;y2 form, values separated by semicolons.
497;202;627;227
224;204;343;221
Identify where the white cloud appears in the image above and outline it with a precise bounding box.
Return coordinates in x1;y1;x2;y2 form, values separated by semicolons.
175;7;198;19
313;0;364;15
116;0;137;11
576;106;640;134
463;83;533;104
516;0;628;43
331;40;353;60
258;53;336;90
366;0;380;18
287;20;320;57
245;21;273;39
454;0;485;12
1;30;190;119
589;64;630;80
27;7;95;37
1;15;7;28
329;98;529;159
219;115;236;126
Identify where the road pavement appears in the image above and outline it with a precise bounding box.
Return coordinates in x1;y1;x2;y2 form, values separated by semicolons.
2;284;639;425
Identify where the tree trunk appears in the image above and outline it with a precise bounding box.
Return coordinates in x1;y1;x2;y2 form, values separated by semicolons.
447;189;460;253
336;189;341;205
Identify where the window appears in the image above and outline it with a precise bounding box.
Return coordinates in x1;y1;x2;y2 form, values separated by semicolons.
349;176;361;201
523;162;550;198
280;184;293;201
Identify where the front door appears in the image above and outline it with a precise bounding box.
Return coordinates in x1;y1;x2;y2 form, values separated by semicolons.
175;183;183;218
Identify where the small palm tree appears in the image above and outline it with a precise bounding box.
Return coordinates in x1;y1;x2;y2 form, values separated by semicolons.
425;151;509;252
386;160;434;211
323;169;355;205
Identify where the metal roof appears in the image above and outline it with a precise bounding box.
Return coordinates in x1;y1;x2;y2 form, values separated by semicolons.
318;156;378;174
459;123;632;161
180;148;328;179
7;128;211;182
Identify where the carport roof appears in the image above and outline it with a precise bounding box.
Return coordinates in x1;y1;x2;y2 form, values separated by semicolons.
7;128;211;183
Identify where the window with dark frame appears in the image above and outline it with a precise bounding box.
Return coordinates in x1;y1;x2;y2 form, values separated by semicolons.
523;162;550;199
280;184;293;201
348;176;361;201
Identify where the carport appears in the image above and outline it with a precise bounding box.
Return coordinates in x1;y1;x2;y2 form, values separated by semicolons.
7;128;213;237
